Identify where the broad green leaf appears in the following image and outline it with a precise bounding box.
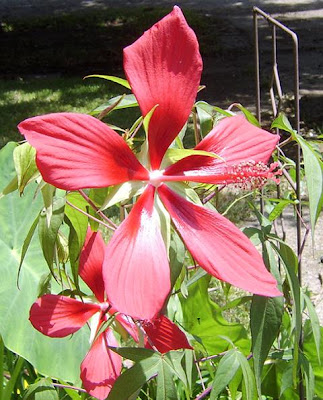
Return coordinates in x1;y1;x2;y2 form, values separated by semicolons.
250;295;283;398
210;349;240;399
303;292;321;364
107;355;161;400
38;197;66;274
179;276;250;355
84;74;131;89
271;113;295;135
157;357;177;400
163;351;187;386
100;181;144;210
0;184;90;384
220;296;252;311
161;148;222;169
13;142;40;195
110;347;155;362
22;377;58;400
235;352;256;400
0;142;18;197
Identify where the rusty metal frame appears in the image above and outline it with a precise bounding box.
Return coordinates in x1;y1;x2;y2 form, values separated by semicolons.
253;6;302;277
253;7;304;399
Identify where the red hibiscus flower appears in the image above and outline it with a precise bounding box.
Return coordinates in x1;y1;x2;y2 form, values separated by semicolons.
29;229;191;399
20;6;281;321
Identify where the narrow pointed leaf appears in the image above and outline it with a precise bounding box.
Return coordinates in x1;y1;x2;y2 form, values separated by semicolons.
13;142;40;194
84;75;131;89
210;349;240;399
157;359;177;400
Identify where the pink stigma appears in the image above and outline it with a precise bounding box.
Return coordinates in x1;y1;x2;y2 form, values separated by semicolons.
222;161;282;189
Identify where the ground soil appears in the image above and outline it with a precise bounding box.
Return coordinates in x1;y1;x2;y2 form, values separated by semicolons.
1;0;323;319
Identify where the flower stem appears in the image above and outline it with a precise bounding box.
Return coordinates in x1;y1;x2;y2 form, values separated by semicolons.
66;200;115;232
78;189;117;229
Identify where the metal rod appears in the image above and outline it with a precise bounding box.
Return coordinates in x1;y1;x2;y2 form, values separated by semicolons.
253;7;303;399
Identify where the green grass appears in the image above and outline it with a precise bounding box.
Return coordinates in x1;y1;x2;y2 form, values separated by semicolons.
0;76;140;147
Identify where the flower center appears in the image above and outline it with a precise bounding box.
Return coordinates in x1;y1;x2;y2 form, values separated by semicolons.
149;169;165;187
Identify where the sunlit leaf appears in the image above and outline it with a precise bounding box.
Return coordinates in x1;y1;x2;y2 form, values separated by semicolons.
210;349;240;399
13;142;40;195
84;74;131;89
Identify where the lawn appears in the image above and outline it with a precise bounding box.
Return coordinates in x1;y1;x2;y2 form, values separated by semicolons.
0;76;140;147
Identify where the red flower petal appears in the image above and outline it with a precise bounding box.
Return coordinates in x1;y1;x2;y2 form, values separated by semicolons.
103;185;170;320
18;113;149;190
29;294;101;337
164;115;280;183
79;229;106;302
114;312;139;342
81;329;122;400
158;184;282;297
144;315;192;353
124;6;202;169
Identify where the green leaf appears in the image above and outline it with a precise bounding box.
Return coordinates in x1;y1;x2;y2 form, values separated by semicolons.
65;192;88;287
100;181;144;210
268;199;296;221
22;377;58;400
210;349;240;399
0;183;90;385
38;197;66;274
163;351;188;386
169;230;185;287
110;347;155;362
229;103;260;127
195;101;213;137
107;355;161;400
299;353;315;400
235;352;256;400
271;113;295;135
157;357;177;400
303;324;323;398
84;74;131;89
155;194;171;256
179;276;250;355
13;142;40;195
271;241;301;386
0;142;18;197
88;187;109;230
90;94;138;115
143;104;159;135
294;132;323;233
250;295;283;397
17;212;40;285
303;292;321;364
161;148;223;169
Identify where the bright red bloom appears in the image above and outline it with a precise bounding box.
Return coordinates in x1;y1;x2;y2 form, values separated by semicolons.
20;6;281;321
29;229;191;399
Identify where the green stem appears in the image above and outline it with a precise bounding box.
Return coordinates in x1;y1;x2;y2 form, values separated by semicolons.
3;355;24;399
